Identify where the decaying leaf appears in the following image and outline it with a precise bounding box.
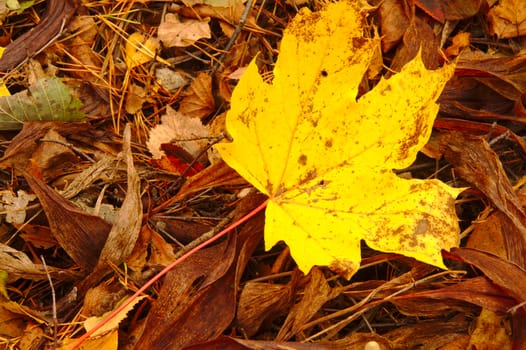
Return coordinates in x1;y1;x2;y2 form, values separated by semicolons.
216;1;460;278
0;190;35;225
0;77;84;130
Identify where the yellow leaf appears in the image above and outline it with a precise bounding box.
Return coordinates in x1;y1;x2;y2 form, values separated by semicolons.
215;1;461;278
125;32;160;68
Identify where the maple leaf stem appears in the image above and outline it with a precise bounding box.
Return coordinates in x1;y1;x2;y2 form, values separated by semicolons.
68;198;269;349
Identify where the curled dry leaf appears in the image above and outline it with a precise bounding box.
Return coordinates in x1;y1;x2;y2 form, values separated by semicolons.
78;124;143;292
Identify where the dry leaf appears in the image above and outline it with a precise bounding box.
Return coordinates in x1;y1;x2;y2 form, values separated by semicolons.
277;268;342;341
78;124;143;292
155;67;189;92
25;174;112;272
125;83;148;114
134;234;237;349
125;32;160;68
0;243;77;282
147;106;210;159
179;72;215;119
84;296;146;336
468;309;512;349
178;3;263;36
0;190;35;225
487;0;526;39
216;1;460;278
377;0;410;52
441;131;526;269
158;13;211;47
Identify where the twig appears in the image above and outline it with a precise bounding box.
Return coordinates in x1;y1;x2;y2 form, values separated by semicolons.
211;0;255;74
41;255;58;350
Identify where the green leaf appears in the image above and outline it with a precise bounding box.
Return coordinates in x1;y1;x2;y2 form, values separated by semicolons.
0;77;85;130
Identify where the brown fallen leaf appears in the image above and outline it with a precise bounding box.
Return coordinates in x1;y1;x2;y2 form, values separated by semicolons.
125;83;150;114
449;248;526;308
467;210;508;258
0;243;79;282
179;72;215;119
441;131;526;269
149;217;213;245
456;51;526;101
389;14;440;73
443;32;470;59
177;3;266;36
449;247;526;348
134;194;264;349
184;336;335;350
0;0;78;72
152;159;246;213
237;281;293;337
133;232;237;349
277;268;343;341
147;106;210;160
468;309;512;349
377;0;411;53
0;122;89;173
126;224;178;274
437;0;481;20
434;118;526;156
487;0;526;39
392;276;516;314
65;15;110;103
31;128;80;181
24;174;112;272
158;13;211;47
78;124;143;292
415;0;481;22
383;319;469;349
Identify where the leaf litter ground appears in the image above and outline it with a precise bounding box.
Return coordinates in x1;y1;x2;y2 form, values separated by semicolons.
0;0;526;349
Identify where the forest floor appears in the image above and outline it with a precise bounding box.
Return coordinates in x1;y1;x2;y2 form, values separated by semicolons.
0;0;526;349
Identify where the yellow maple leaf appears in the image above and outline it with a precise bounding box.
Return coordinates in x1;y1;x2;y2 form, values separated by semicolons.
215;1;461;278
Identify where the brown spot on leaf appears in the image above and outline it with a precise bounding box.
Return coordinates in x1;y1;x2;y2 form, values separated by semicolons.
415;218;430;235
298;154;307;165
